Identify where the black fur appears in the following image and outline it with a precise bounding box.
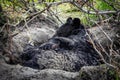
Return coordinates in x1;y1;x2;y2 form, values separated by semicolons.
40;17;85;50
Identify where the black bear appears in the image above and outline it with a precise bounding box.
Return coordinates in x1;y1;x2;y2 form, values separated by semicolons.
40;17;85;50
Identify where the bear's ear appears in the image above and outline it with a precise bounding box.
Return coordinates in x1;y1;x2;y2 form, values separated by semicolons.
66;17;73;24
72;18;80;26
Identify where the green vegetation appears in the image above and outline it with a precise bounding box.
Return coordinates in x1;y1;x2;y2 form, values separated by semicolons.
0;0;119;26
108;69;120;80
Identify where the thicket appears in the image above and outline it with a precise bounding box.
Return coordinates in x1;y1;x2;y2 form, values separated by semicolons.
0;0;120;76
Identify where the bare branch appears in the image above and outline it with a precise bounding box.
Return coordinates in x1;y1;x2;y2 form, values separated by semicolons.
72;2;117;15
44;1;74;5
86;30;116;68
91;20;113;42
48;9;63;24
28;4;52;18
